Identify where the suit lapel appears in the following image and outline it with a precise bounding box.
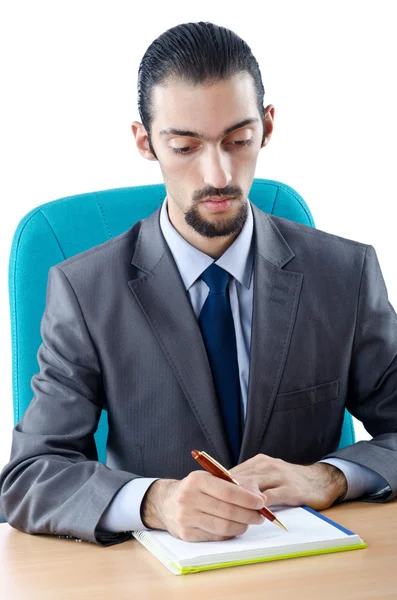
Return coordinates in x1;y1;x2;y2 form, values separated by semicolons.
128;210;231;466
240;206;303;461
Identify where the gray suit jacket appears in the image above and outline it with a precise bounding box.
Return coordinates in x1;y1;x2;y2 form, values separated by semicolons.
1;205;397;544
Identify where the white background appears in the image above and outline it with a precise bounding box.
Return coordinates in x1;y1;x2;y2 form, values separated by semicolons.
0;0;396;470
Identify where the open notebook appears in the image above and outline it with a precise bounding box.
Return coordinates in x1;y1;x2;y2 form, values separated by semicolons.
133;506;366;575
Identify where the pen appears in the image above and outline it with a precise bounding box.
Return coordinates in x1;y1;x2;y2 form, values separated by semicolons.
191;449;288;531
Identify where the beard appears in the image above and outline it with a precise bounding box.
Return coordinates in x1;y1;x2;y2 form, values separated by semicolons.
184;186;248;238
185;202;248;238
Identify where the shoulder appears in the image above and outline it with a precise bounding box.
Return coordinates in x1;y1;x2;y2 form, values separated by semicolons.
51;217;146;288
269;213;367;250
263;211;369;264
252;205;372;277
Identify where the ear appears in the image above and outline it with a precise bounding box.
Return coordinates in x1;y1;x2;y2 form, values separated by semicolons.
261;104;275;147
131;121;158;161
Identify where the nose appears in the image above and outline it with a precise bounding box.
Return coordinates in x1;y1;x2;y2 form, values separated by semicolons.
202;146;232;190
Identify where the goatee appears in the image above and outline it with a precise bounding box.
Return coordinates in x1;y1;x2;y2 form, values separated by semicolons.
185;199;248;238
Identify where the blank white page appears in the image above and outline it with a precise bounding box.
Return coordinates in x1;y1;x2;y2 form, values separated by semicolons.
136;506;356;562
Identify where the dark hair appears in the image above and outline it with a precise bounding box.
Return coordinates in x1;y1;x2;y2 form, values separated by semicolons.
137;22;266;155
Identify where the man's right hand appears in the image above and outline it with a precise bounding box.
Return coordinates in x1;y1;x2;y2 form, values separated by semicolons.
140;471;266;541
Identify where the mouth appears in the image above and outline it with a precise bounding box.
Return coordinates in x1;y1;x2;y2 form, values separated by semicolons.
201;196;235;212
202;195;233;202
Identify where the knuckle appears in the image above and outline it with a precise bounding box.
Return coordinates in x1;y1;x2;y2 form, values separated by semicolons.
210;496;223;515
222;503;236;521
255;454;267;466
175;489;189;506
187;470;204;485
187;470;198;482
176;475;200;502
206;516;225;536
218;520;234;537
219;487;232;504
247;494;262;509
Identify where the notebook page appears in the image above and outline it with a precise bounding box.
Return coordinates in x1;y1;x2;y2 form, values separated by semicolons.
141;506;356;562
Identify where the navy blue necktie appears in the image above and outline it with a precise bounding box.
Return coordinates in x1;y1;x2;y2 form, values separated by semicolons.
198;264;241;464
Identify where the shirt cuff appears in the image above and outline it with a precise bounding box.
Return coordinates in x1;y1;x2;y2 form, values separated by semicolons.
98;478;159;532
320;458;390;501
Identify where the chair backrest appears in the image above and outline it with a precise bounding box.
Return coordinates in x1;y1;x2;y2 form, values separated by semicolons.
9;178;355;462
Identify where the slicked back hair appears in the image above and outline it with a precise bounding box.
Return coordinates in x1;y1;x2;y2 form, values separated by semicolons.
137;22;266;156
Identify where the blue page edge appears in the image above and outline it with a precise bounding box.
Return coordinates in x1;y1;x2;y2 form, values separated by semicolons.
302;506;355;536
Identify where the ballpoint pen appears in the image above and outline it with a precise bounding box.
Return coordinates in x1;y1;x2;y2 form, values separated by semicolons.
191;449;288;531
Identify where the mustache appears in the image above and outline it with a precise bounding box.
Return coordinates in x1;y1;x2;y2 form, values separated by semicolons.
192;185;243;203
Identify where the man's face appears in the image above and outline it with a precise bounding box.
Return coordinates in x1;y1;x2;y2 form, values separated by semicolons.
147;74;267;239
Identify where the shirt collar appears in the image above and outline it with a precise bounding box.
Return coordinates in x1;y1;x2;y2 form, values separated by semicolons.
160;199;254;291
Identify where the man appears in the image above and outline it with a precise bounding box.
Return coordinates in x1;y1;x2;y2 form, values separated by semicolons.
1;22;396;545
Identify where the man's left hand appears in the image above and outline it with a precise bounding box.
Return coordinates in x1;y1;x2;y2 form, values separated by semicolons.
230;454;348;510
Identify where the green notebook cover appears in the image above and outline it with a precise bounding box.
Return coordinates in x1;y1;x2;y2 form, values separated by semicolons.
133;506;366;575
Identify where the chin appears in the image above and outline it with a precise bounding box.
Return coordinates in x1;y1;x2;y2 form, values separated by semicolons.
186;202;248;238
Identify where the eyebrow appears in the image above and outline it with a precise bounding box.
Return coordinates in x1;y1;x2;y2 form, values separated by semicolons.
159;118;260;142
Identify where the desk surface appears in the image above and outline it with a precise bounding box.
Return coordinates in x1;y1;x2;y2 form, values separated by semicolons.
1;501;396;600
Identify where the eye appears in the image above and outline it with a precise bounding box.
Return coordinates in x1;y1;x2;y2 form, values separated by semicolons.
230;139;253;147
224;128;254;149
171;146;194;155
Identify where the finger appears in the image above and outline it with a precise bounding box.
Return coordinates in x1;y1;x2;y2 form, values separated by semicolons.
199;475;265;511
177;526;242;543
195;513;250;538
200;495;266;526
262;486;299;509
232;476;267;495
234;472;283;493
231;454;270;474
259;487;278;508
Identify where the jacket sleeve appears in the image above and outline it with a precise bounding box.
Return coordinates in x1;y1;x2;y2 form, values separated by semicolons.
325;245;397;499
0;266;137;545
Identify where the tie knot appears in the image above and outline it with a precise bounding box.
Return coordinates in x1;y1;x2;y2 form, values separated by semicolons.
201;263;230;294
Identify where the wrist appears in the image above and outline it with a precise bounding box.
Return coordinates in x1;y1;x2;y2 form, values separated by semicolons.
141;479;178;530
316;462;348;505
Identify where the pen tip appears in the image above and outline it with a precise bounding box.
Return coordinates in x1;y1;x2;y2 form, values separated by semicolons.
274;518;288;531
191;450;199;459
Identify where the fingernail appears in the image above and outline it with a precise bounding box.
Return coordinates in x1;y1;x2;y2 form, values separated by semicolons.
255;498;264;509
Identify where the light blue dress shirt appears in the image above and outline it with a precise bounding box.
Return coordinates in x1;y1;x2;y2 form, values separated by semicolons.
99;200;387;533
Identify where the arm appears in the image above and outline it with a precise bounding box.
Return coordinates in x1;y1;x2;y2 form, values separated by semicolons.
0;266;138;545
0;266;289;544
98;478;158;532
231;246;397;507
324;245;397;497
320;458;389;500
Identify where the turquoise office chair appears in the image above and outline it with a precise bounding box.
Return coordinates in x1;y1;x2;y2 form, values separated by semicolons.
9;178;355;463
